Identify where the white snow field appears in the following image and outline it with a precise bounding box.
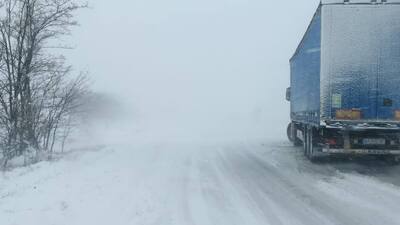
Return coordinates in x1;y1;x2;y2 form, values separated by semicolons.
2;140;400;225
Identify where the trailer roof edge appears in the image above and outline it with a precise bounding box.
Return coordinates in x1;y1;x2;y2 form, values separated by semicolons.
321;0;400;5
290;1;400;62
290;4;321;63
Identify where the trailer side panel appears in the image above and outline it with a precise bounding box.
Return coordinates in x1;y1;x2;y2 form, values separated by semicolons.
290;8;322;126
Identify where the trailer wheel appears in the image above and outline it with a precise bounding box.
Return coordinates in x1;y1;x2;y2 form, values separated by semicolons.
308;128;316;161
287;123;294;142
287;123;302;146
307;128;321;162
303;128;308;156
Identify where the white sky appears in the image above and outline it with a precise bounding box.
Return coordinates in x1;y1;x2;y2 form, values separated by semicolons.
66;0;320;141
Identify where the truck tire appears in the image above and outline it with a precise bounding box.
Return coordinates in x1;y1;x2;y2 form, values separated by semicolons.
307;128;316;161
287;123;294;142
307;128;321;162
287;123;302;146
303;128;308;156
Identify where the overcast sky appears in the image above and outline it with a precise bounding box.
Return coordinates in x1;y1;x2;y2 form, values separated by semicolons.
66;0;320;141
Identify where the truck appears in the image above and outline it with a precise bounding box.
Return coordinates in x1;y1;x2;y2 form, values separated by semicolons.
286;0;400;161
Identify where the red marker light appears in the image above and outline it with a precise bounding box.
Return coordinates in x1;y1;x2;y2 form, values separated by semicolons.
326;139;337;146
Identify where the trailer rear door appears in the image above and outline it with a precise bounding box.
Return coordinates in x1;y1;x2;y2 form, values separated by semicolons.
376;7;400;120
321;5;400;121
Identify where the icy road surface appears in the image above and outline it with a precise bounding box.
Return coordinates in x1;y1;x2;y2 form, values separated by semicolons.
2;140;400;225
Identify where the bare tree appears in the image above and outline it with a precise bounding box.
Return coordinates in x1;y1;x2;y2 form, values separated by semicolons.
0;0;88;168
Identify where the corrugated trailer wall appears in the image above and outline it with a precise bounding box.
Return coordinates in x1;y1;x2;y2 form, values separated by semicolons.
320;4;400;122
290;7;322;125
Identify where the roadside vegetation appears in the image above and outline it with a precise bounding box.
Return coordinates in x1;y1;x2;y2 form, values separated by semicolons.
0;0;88;168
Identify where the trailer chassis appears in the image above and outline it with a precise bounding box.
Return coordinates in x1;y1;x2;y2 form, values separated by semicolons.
287;121;400;162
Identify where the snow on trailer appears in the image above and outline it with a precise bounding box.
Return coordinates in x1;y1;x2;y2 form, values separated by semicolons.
286;1;400;161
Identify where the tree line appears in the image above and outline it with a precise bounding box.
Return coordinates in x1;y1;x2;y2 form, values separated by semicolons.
0;0;88;168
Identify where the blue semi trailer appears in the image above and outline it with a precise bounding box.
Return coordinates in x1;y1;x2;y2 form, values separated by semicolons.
287;0;400;161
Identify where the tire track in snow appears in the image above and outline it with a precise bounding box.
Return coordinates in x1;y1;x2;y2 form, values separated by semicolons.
215;145;377;225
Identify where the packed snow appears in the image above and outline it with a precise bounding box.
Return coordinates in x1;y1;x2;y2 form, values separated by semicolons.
2;139;400;225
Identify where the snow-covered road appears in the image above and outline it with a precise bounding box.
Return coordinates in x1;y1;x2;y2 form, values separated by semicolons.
2;140;400;225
